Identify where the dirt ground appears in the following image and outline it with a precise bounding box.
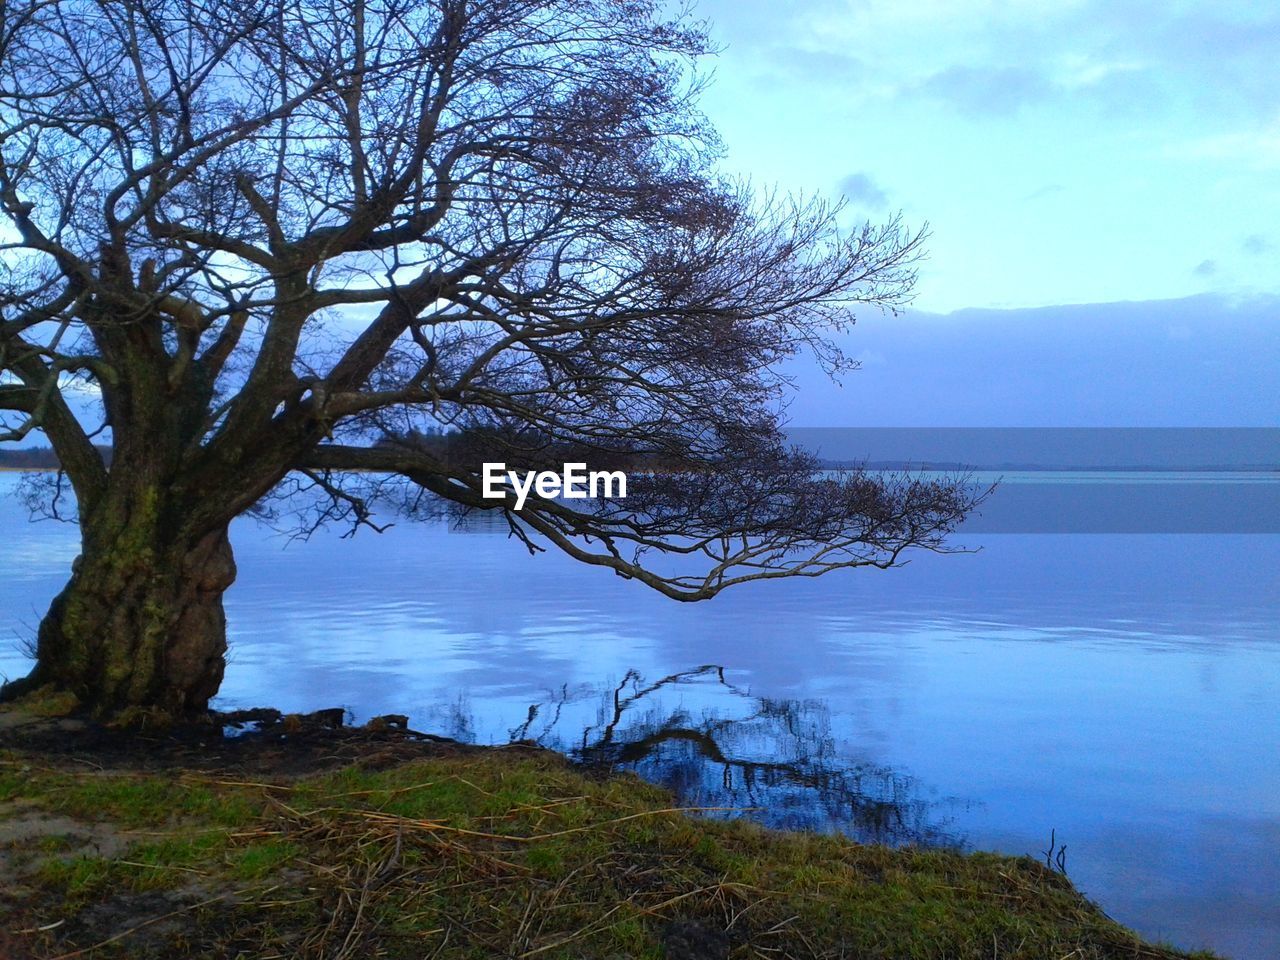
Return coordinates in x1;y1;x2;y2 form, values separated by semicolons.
0;705;532;777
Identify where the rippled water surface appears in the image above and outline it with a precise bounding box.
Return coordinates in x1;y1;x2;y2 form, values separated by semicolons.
1;474;1277;959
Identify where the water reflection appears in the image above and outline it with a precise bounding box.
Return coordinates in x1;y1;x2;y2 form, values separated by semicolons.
508;665;967;846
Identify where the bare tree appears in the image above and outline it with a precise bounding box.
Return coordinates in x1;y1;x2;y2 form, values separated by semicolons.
0;0;979;719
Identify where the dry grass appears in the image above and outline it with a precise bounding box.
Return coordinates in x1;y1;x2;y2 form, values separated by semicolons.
0;751;1216;960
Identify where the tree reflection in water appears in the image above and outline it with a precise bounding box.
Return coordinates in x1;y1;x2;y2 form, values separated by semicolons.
508;666;969;848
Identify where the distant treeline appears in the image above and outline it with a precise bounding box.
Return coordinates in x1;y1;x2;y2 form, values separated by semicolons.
0;446;62;468
0;433;672;473
3;442;1274;474
0;446;113;469
375;428;697;472
820;460;1280;472
379;431;1275;472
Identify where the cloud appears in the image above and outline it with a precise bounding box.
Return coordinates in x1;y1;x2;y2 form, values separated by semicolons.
1243;234;1271;255
1056;56;1148;90
781;293;1280;426
759;46;867;86
1194;259;1218;277
1105;4;1280;120
915;65;1057;116
716;0;1280;125
907;56;1163;120
838;173;889;209
1178;113;1280;169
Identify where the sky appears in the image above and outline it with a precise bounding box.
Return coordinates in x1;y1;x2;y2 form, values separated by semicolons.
693;0;1280;313
5;1;1277;434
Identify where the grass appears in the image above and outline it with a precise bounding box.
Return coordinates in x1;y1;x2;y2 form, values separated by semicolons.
0;748;1216;960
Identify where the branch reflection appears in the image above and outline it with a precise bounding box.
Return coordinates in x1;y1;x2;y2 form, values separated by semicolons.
510;666;970;848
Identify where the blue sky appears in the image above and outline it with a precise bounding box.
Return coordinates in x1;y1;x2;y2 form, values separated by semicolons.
694;0;1280;312
6;2;1275;433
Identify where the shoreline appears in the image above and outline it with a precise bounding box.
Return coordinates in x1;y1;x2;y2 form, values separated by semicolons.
0;703;1215;960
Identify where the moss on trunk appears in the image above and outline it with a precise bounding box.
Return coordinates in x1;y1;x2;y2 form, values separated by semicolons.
7;498;236;719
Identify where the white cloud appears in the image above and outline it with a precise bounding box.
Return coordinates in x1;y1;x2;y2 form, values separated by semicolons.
1054;55;1148;90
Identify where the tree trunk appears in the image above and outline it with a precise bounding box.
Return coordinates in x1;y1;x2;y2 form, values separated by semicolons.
8;498;237;719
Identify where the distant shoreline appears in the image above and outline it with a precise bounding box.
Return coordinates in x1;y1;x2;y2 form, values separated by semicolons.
2;457;1277;474
821;460;1280;473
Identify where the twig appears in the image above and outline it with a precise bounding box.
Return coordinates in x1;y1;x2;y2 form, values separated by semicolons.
46;893;230;960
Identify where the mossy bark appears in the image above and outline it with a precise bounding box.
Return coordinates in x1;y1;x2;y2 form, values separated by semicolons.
9;491;237;719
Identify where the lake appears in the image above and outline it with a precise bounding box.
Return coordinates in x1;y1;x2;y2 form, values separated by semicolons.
1;472;1277;959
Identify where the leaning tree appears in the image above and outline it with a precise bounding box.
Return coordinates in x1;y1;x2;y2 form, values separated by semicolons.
0;0;978;719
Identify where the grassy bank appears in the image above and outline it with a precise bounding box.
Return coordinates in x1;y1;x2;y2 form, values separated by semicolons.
0;710;1212;960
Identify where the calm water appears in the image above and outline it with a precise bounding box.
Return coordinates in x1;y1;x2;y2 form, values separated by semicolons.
1;474;1278;958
